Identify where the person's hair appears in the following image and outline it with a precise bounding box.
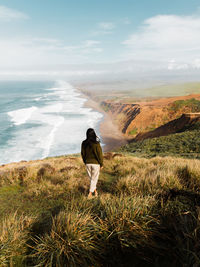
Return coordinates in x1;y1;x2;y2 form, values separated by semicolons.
84;128;100;147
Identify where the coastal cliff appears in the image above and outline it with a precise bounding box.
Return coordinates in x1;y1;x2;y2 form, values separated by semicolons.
101;101;140;134
100;94;200;139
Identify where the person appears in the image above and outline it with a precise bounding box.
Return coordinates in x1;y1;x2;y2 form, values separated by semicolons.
81;128;103;198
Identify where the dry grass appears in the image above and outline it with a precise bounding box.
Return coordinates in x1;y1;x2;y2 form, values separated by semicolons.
0;212;35;266
0;153;200;266
30;211;101;267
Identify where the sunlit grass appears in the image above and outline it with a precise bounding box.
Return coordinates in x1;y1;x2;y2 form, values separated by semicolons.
0;153;200;266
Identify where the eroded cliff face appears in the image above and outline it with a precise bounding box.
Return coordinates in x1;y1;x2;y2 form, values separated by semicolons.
101;100;175;136
101;94;200;139
101;102;140;134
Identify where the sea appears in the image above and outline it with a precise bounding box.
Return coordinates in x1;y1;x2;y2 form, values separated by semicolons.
0;80;103;165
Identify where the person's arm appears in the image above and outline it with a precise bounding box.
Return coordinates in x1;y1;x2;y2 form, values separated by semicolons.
94;143;103;167
81;142;86;164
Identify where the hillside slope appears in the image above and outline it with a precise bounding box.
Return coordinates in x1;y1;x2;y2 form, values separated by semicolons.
120;122;200;158
134;113;200;141
0;154;200;266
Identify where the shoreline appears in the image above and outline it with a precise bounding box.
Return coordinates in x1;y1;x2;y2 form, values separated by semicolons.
80;92;128;152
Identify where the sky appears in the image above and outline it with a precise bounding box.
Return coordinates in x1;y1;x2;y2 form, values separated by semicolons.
1;0;200;71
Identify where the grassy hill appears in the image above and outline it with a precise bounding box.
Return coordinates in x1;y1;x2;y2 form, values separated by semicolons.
120;122;200;159
0;154;200;266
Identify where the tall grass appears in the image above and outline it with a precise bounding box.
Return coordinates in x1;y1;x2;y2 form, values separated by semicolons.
0;212;34;266
0;154;200;266
30;211;101;267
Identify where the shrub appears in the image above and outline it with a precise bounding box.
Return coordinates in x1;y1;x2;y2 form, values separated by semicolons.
120;126;200;159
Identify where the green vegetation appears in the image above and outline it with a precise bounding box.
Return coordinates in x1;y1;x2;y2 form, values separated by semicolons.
169;98;200;112
128;128;138;135
0;154;200;266
144;125;157;132
120;123;200;159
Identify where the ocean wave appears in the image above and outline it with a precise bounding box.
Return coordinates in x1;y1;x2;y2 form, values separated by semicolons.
8;106;38;126
41;103;63;115
1;80;103;164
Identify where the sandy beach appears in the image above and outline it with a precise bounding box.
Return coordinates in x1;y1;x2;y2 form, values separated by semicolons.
83;96;128;152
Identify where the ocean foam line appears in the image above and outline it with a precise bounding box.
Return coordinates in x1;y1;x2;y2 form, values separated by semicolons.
41;103;63;114
42;116;65;158
8;106;38;126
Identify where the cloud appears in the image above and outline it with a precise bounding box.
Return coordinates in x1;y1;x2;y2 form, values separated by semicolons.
84;40;100;47
91;47;103;53
78;40;103;54
122;18;131;25
122;15;200;62
32;38;61;44
0;37;103;67
0;5;29;21
93;22;115;35
0;70;107;78
62;40;102;53
98;22;115;30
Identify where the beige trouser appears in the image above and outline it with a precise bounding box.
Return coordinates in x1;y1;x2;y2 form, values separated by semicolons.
86;164;100;193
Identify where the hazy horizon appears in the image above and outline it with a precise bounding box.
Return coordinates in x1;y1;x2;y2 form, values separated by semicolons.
0;0;200;82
